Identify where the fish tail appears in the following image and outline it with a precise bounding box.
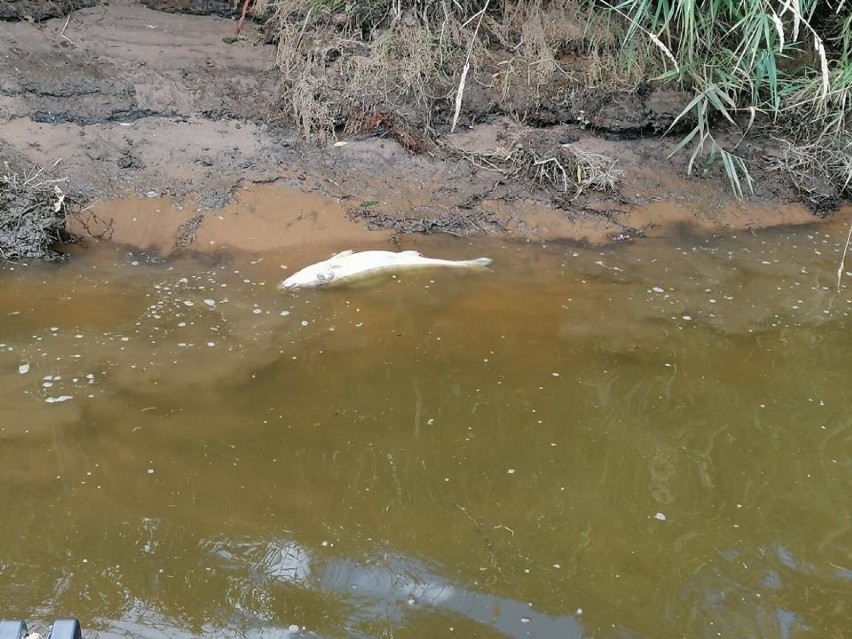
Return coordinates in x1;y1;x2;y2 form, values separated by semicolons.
467;257;493;268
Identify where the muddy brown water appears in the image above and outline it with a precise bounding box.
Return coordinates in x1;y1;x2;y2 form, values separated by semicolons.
2;206;852;638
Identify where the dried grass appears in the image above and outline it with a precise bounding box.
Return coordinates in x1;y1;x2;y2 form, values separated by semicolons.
266;0;602;141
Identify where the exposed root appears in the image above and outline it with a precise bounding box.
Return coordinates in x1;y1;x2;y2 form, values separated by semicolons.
346;109;431;153
0;162;79;261
71;209;113;241
445;131;623;198
781;135;852;215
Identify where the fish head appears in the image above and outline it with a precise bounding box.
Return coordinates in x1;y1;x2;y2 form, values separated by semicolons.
280;264;337;290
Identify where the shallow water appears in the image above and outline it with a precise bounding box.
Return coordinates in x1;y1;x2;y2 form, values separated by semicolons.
2;223;852;638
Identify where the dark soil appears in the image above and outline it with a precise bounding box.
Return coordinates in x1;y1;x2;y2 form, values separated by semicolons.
0;0;99;21
0;0;844;257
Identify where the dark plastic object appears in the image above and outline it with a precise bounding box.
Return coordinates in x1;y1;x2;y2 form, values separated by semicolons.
0;620;82;639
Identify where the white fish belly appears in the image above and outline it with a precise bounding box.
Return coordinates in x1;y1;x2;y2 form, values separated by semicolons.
282;250;492;289
330;252;489;285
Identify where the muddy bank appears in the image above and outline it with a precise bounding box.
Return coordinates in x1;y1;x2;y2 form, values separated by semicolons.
0;0;843;256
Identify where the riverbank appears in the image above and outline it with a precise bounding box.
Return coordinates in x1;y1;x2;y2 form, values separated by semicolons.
0;0;845;258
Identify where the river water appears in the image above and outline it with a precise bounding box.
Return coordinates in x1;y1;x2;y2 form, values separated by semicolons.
2;220;851;638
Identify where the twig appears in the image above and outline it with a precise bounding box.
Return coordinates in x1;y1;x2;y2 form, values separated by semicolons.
450;0;490;134
413;378;422;438
59;14;76;46
235;0;252;35
293;7;313;51
836;219;852;292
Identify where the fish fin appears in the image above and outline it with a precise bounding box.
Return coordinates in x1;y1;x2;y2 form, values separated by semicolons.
332;249;354;259
400;250;422;256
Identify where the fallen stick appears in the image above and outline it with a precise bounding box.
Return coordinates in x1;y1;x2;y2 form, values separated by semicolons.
235;0;251;35
836;219;852;292
450;0;490;134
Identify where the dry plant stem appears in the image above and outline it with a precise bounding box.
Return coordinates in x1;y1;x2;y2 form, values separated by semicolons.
451;0;490;134
597;0;678;71
533;156;569;192
837;220;852;292
59;14;76;45
295;7;312;49
235;0;252;35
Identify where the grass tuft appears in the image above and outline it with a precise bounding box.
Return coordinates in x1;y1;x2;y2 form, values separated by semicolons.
606;0;852;200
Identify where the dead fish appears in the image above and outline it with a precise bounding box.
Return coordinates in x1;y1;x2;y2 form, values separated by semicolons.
280;250;493;290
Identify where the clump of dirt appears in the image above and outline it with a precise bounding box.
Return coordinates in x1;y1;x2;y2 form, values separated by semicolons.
0;162;78;260
175;212;205;248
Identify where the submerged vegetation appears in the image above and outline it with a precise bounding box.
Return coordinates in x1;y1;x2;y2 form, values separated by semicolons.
257;0;851;206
